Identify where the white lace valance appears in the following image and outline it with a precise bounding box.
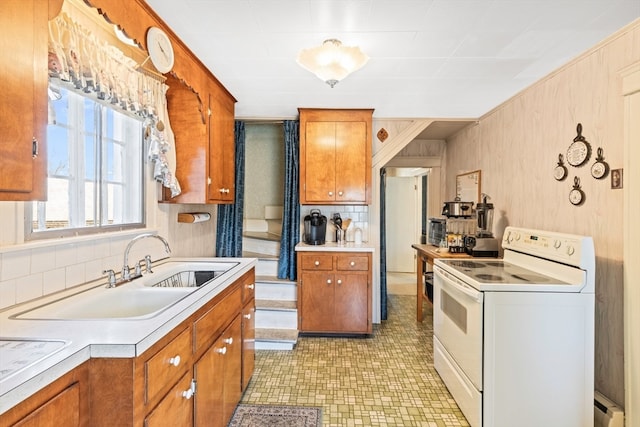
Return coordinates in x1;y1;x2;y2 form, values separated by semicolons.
47;12;181;197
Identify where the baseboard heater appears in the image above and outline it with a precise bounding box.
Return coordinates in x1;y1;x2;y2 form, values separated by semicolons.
594;391;624;427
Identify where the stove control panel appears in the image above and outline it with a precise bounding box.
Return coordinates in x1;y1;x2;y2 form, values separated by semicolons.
503;226;594;268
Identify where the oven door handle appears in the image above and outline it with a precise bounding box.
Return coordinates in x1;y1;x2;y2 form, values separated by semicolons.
435;267;483;303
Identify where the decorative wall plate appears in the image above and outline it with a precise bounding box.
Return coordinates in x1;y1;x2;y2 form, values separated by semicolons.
590;147;609;179
377;128;388;142
554;153;568;181
569;176;585;206
566;123;591;167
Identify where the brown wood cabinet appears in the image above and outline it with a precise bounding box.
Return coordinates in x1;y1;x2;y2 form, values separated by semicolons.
163;77;236;204
1;268;256;427
297;251;372;334
1;362;90;427
299;109;373;205
0;0;49;201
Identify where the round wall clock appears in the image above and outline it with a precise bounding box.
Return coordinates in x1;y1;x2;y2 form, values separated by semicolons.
569;176;585;206
590;147;609;179
147;27;174;73
566;123;591;167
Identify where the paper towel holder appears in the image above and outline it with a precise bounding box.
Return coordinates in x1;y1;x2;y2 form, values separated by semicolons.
177;212;211;223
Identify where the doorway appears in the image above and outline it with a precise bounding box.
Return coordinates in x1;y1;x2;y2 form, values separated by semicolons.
385;167;429;295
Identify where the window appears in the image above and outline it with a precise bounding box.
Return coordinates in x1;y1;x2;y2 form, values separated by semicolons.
27;84;145;239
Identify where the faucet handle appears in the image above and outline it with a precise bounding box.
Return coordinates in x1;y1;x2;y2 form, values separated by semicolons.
134;261;143;277
144;255;153;274
103;269;116;287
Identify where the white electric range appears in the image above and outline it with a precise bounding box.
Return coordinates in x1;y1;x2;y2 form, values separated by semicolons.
433;226;595;427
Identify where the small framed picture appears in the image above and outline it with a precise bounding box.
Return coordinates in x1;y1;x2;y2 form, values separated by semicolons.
611;168;623;189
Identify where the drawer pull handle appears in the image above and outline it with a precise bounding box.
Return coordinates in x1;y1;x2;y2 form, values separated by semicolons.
182;389;194;400
247;283;255;290
350;261;355;266
327;279;332;284
244;313;252;320
224;337;234;345
338;191;343;196
169;355;181;367
328;191;333;196
314;261;320;266
337;279;342;285
216;347;227;355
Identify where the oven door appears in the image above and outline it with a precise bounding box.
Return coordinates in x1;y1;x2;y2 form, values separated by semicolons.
433;265;483;390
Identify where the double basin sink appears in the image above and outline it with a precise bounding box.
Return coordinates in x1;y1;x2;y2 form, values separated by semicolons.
11;261;239;321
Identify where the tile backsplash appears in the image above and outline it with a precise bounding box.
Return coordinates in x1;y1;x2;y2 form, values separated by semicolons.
300;205;369;243
0;230;169;310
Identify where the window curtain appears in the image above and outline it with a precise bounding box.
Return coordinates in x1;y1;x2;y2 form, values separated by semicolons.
278;120;301;280
216;121;246;257
48;11;180;196
380;167;388;320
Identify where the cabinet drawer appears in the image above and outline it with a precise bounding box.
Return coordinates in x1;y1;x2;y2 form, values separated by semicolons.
145;327;191;405
194;286;242;353
336;255;369;271
241;270;255;305
300;254;333;270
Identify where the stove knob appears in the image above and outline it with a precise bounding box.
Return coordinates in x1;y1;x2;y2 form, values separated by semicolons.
553;240;561;249
566;245;575;256
514;232;521;241
504;231;511;243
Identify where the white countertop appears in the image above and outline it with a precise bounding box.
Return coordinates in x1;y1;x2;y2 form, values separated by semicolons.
295;242;375;252
0;257;256;414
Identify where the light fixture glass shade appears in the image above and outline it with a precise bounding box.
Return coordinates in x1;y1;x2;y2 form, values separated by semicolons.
296;39;368;88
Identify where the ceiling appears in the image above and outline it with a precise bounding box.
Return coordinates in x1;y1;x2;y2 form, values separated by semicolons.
145;0;640;120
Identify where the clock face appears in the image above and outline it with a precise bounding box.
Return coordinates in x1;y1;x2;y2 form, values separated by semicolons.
147;27;174;73
566;140;590;167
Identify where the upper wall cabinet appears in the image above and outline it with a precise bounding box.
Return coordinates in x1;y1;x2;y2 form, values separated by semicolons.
0;0;50;201
299;108;374;205
163;77;235;204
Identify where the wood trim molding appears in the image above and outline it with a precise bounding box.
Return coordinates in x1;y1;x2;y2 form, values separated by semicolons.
621;60;639;426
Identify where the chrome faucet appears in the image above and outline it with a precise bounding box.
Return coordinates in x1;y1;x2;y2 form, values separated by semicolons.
122;233;171;281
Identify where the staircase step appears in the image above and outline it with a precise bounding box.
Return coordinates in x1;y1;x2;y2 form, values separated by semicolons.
255;328;298;351
243;236;280;257
256;299;297;311
255;276;297;301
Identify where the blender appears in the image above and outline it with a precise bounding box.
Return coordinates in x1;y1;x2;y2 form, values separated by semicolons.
466;193;499;257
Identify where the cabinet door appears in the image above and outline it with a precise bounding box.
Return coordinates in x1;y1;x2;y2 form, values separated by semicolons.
12;383;81;427
299;271;335;332
194;316;242;427
207;91;235;203
335;121;367;202
144;373;194;427
334;273;369;333
0;0;48;200
303;121;336;202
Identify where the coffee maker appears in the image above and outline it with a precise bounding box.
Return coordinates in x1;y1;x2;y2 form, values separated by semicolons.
465;193;499;257
303;209;327;245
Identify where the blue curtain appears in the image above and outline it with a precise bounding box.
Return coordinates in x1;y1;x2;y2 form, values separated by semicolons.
215;121;245;257
380;167;388;320
278;120;300;280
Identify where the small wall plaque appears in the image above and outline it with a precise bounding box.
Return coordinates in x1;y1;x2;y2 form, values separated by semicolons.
377;128;388;142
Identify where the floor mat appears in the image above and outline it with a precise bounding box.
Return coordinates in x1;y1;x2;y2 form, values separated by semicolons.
228;404;322;427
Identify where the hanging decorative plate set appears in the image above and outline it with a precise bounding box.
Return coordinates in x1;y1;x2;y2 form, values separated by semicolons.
554;123;609;206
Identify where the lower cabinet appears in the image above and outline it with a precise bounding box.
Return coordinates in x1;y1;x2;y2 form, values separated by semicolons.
1;362;89;427
1;268;256;427
297;251;372;334
194;316;242;427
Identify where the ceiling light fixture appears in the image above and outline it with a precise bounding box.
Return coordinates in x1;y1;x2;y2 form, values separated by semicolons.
296;39;369;88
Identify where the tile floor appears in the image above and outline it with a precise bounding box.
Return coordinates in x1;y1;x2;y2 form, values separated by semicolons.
240;281;470;426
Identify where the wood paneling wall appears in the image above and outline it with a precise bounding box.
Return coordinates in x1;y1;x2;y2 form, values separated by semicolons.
445;20;640;407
